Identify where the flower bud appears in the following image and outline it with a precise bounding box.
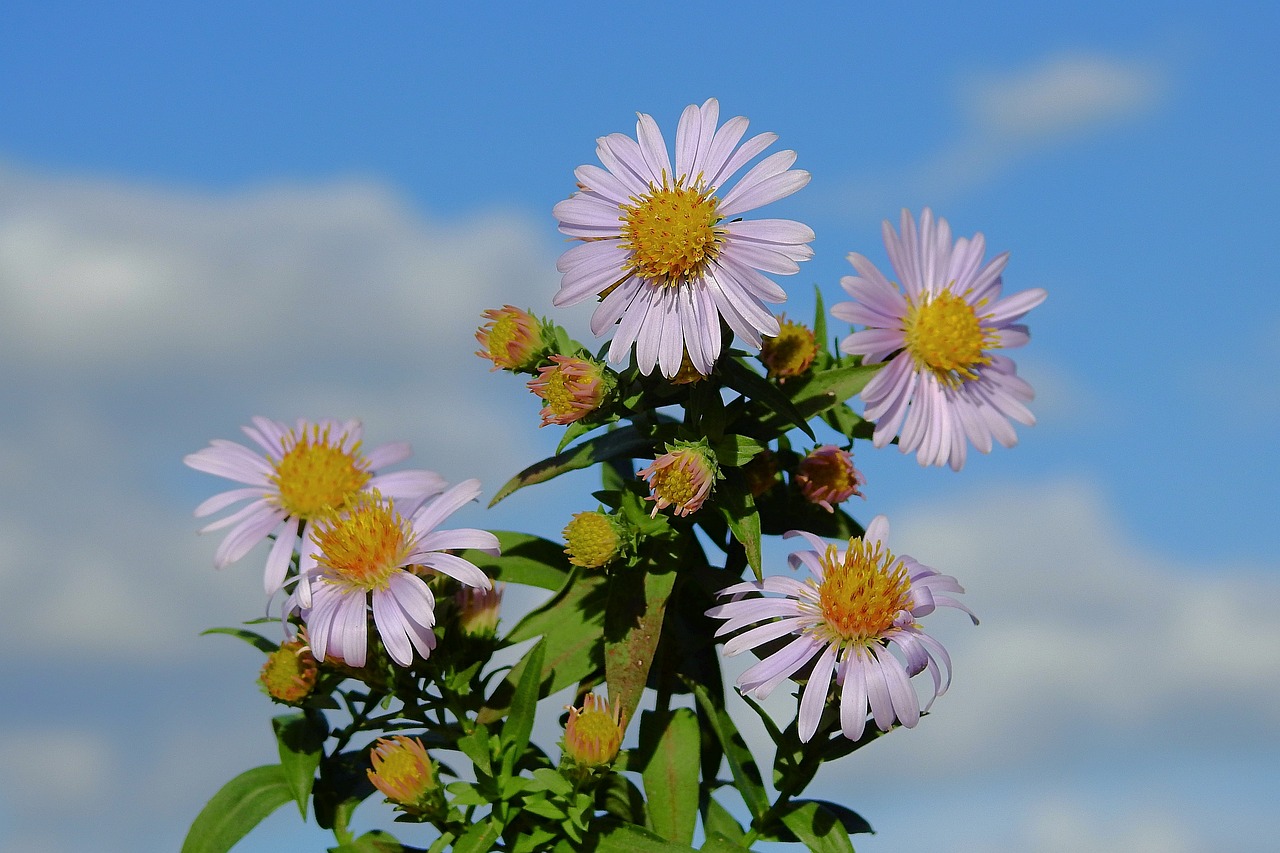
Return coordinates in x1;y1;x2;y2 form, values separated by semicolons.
795;445;865;512
741;448;780;497
758;315;817;379
454;584;503;637
367;736;440;816
563;694;624;769
475;305;542;372
258;637;318;704
527;355;610;426
562;510;624;569
639;441;718;517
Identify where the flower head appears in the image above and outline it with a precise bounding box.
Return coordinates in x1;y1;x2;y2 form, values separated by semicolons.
185;418;448;595
638;441;718;517
552;98;814;378
707;516;976;743
454;583;503;638
476;305;543;372
795;445;865;512
831;209;1047;470
286;481;499;668
527;355;610;426
562;510;625;569
758;315;817;379
563;693;625;768
367;736;439;815
258;636;318;704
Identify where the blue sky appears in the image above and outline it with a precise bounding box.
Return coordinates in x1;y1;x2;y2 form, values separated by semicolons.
1;2;1277;851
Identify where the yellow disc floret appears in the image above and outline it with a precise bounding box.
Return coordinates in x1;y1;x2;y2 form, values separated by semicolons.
562;511;621;569
902;290;996;387
563;694;625;768
620;175;722;286
270;424;372;519
312;491;413;593
815;539;912;644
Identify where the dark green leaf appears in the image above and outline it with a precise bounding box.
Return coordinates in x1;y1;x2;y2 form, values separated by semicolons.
557;419;599;454
637;709;700;845
199;627;278;654
812;283;829;363
709;434;766;467
313;751;375;833
596;772;647;824
751;362;881;439
701;796;746;846
328;829;427;853
778;800;858;853
604;556;677;729
591;819;698;852
454;730;493;777
720;357;815;440
180;765;293;853
452;819;503;853
717;470;762;580
500;639;546;776
688;682;768;821
490;427;655;506
272;712;326;818
700;832;753;852
460;530;569;591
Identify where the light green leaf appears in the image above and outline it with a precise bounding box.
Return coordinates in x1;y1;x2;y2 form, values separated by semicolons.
710;434;766;467
702;797;746;846
500;639;545;777
490;427;654;506
638;709;701;845
452;819;503;853
327;829;425;852
700;831;753;852
460;530;569;591
717;470;762;580
592;819;699;852
604;556;677;729
180;765;293;853
272;712;326;818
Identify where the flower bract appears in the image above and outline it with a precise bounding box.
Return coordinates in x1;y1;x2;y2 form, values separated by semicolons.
553;98;814;378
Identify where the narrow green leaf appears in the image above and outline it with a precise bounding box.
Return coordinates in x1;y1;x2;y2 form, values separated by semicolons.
717;470;762;580
490;427;654;506
700;832;753;852
452;819;503;853
812;283;828;361
753;362;881;438
720;357;815;440
500;639;545;776
688;682;768;821
591;819;699;852
709;434;765;467
702;796;746;846
327;829;426;852
459;530;569;591
272;712;326;818
181;765;293;853
638;709;701;845
596;772;647;824
778;800;858;853
604;556;677;729
556;418;599;454
199;627;278;654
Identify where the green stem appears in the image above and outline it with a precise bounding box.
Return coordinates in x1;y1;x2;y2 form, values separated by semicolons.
739;735;825;846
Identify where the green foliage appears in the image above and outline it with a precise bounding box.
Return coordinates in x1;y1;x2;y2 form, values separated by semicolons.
637;709;701;845
272;712;327;818
181;765;293;853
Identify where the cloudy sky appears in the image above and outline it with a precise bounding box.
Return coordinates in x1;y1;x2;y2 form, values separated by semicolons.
1;2;1277;851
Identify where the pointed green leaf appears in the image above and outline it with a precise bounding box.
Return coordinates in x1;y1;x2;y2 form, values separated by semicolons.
720;357;815;440
200;627;278;654
688;682;768;821
181;765;293;853
702;797;746;846
700;833;753;853
591;819;699;852
717;470;762;580
709;434;765;467
500;639;545;776
753;362;881;438
459;530;569;591
452;819;503;853
328;830;426;852
637;709;701;845
596;772;647;824
812;283;829;361
272;712;326;818
604;556;677;729
490;427;654;506
777;800;859;853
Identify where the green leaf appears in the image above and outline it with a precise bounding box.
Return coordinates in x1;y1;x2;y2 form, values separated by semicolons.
778;800;859;853
328;830;426;853
688;682;768;821
591;819;699;852
313;751;375;834
452;819;503;853
700;832;753;852
181;764;293;853
701;796;746;846
812;283;829;362
752;362;881;438
717;470;762;580
604;556;677;729
596;772;647;824
454;729;493;777
272;712;327;818
460;530;570;591
490;427;655;506
527;767;574;796
199;627;278;654
720;357;815;440
709;434;766;467
556;418;599;454
637;709;701;845
478;569;607;725
500;639;546;777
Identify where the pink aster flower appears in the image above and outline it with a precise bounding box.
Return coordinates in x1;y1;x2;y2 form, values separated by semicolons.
527;355;609;426
831;209;1047;470
794;445;865;512
552;97;814;378
184;417;447;595
638;441;718;517
287;480;499;668
708;515;976;743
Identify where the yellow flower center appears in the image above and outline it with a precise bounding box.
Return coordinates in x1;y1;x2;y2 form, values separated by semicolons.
651;464;700;507
368;736;435;806
563;511;621;568
312;493;413;592
816;539;912;643
760;318;817;378
902;290;996;387
540;370;579;418
620;175;722;286
258;638;318;703
270;425;372;519
564;694;624;767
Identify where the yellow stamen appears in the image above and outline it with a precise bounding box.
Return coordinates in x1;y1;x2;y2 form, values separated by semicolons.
312;492;412;592
620;174;722;286
270;424;371;519
816;539;911;643
902;290;997;387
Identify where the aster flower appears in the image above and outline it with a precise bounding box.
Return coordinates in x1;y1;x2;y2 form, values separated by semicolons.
758;314;817;379
476;305;543;372
831;209;1047;470
795;445;865;512
367;736;442;817
553;97;814;378
708;515;975;743
638;440;718;517
562;693;625;769
185;418;448;595
287;480;499;668
527;354;610;426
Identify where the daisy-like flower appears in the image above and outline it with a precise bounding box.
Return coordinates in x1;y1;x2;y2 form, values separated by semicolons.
831;209;1047;471
552;97;814;378
794;445;865;512
475;305;543;372
758;314;817;379
562;693;626;769
287;480;498;668
527;355;610;426
638;440;718;517
185;418;448;595
708;515;975;743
